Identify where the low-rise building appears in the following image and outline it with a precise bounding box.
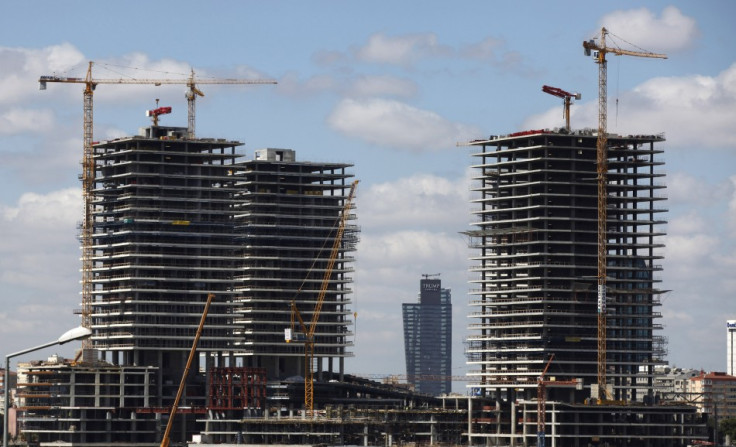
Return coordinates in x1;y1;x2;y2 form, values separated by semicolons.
686;371;736;419
14;355;160;445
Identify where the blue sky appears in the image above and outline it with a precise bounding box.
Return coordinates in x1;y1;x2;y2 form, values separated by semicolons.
1;2;735;389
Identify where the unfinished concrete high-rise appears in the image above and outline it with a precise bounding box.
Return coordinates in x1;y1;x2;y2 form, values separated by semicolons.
92;129;357;382
83;127;358;444
230;148;358;379
465;129;667;402
91;125;241;405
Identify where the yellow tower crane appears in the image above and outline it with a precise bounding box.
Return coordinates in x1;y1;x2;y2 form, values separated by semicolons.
38;62;276;351
288;180;359;415
582;28;666;401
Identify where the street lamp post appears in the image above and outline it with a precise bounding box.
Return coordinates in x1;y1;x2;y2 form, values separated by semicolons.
3;326;91;447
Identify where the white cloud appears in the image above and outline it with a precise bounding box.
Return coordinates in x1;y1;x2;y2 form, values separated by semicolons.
0;43;85;105
622;64;736;148
359;230;466;267
1;188;81;227
347;75;417;98
523;63;736;150
666;172;720;205
276;72;339;98
659;178;736;371
0;188;82;346
598;6;698;52
328;98;481;152
728;176;736;235
359;173;469;230
354;33;450;66
0;108;55;135
459;37;504;60
276;73;416;99
348;33;536;77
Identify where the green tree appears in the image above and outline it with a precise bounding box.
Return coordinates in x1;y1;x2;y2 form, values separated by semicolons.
719;417;736;445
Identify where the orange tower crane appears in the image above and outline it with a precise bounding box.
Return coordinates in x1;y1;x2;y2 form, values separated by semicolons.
288;180;359;414
582;28;666;401
541;85;580;131
38;62;276;350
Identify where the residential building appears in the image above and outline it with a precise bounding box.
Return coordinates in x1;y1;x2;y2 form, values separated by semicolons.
686;371;736;419
402;276;452;395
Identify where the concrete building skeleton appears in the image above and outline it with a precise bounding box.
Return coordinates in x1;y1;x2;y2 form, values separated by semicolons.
15;356;159;445
462;128;682;446
230;148;358;380
9;120;709;446
73;126;356;443
91;125;242;408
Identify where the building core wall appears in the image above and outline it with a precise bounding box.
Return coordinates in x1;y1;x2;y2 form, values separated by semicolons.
466;129;667;402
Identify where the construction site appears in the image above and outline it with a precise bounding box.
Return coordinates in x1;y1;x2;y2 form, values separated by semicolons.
0;28;713;446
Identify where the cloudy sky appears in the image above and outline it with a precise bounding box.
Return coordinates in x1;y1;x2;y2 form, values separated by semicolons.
1;2;734;390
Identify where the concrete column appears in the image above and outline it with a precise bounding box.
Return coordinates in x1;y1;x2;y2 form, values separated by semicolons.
94;370;100;407
551;403;556;447
511;399;516;445
467;397;474;445
522;403;528;447
69;369;76;407
430;414;436;445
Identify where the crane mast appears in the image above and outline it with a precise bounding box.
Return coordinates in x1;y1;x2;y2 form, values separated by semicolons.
582;28;666;401
80;63;94;351
39;62;276;354
289;180;358;414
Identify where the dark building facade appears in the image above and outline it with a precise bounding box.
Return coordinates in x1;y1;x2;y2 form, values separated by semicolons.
91;125;241;406
403;277;452;395
465;129;667;403
231;148;358;380
77;128;357;444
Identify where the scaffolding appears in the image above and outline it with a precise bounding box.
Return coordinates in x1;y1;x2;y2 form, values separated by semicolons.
208;367;267;411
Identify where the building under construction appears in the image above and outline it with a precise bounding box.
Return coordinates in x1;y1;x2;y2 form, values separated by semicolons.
230;148;357;380
91;125;241;408
8;121;710;446
7;125;360;445
459;128;701;446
